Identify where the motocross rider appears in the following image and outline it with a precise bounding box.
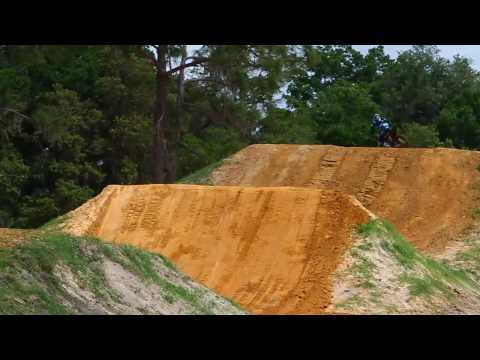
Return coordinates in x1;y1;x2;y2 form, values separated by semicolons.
371;113;392;146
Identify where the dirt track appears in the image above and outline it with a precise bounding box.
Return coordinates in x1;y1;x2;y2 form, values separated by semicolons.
65;184;371;314
63;144;480;314
212;145;480;253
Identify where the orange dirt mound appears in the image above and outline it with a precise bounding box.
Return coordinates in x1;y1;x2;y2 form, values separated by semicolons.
212;144;480;253
64;184;371;314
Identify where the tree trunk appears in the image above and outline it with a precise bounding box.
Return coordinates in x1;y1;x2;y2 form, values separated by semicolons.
152;46;176;183
177;46;187;107
150;45;209;183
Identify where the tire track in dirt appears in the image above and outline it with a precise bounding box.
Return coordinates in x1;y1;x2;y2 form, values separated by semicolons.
356;152;397;207
118;187;147;236
306;146;347;187
212;145;480;253
67;184;371;314
139;187;172;236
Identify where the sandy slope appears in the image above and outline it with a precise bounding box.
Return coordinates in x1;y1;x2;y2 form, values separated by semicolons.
64;184;371;314
212;144;480;253
62;144;480;314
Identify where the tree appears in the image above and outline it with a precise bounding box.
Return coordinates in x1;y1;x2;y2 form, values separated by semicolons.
376;45;450;125
143;45;289;183
285;45;390;109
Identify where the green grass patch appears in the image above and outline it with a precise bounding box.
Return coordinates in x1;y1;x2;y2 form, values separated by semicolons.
0;231;107;314
358;219;416;267
158;254;178;272
117;243;213;314
176;160;224;185
39;214;69;231
121;244;162;283
350;255;376;289
456;244;480;263
0;231;213;314
357;218;478;301
399;274;448;298
453;242;480;286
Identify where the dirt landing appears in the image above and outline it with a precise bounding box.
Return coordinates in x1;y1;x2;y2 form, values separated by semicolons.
212;144;480;253
64;184;371;314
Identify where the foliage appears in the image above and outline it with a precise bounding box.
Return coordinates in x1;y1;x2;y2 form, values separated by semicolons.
402;123;441;148
0;230;241;314
1;45;480;226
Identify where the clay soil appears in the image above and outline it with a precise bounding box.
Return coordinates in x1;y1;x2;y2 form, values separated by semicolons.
62;144;480;314
212;144;480;253
64;184;371;314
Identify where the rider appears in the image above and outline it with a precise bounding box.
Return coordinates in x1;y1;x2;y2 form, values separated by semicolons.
371;113;392;146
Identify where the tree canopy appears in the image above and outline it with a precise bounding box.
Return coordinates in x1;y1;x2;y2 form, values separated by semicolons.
1;44;479;227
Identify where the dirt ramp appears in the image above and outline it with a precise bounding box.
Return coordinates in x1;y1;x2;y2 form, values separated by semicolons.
65;184;370;314
212;145;480;252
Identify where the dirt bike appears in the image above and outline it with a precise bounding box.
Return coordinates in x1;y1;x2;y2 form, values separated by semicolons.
380;129;409;148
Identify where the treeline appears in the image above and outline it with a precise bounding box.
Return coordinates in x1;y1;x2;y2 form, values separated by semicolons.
1;45;479;227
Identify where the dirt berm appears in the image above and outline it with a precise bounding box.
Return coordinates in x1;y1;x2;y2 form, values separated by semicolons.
212;144;480;253
64;184;371;314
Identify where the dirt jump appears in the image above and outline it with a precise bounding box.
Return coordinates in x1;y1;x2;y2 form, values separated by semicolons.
64;184;371;314
62;144;480;314
212;144;480;253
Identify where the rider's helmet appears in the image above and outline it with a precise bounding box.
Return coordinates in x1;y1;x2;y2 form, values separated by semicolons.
372;113;390;131
372;113;383;128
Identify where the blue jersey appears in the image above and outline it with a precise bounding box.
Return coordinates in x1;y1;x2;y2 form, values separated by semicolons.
372;115;391;133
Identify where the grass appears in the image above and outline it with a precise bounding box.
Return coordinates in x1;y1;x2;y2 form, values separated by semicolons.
158;254;178;272
400;274;449;298
0;230;241;314
350;255;376;289
176;160;224;185
359;219;416;268
356;219;478;302
39;214;69;231
226;297;244;310
116;243;214;314
456;244;480;264
0;231;118;314
452;238;480;286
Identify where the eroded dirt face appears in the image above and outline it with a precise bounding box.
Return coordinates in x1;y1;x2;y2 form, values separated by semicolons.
64;184;370;314
62;145;480;314
212;145;480;253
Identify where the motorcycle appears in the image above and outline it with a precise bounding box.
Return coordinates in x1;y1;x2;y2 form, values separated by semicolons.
380;128;408;148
